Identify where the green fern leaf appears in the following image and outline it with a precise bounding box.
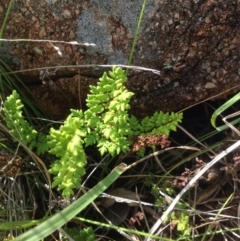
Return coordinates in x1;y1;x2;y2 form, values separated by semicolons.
3;90;48;155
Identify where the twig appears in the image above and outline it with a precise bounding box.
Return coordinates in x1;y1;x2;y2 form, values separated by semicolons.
146;139;240;240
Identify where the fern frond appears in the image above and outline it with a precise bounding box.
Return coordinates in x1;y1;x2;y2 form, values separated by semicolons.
2;90;48;154
85;66;134;156
48;110;87;198
141;111;183;136
2;68;183;198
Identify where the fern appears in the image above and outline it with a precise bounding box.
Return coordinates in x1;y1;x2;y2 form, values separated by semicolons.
2;90;48;154
140;111;183;136
48;110;87;197
2;67;183;198
85;67;134;156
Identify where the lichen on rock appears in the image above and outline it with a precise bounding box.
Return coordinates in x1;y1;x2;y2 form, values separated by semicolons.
76;0;157;64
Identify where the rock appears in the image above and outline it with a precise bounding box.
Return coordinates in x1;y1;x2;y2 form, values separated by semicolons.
1;0;240;119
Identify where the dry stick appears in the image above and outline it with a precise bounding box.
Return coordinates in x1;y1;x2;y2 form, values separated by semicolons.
0;141;20;173
145;139;240;241
222;110;240;136
153;153;168;174
177;124;216;157
5;64;161;76
0;123;55;207
135;186;150;232
179;84;240;113
0;123;51;190
0;38;96;46
192;184;198;241
192;207;240;221
238;202;240;229
125;146;200;171
196;177;227;205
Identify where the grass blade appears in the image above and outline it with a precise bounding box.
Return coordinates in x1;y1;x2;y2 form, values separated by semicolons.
211;92;240;130
127;0;146;73
0;0;14;41
14;163;127;241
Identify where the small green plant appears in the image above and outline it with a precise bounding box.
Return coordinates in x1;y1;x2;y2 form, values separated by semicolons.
169;208;191;240
145;175;191;240
63;227;94;241
2;66;182;198
2;90;48;154
155;189;190;239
